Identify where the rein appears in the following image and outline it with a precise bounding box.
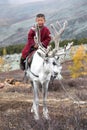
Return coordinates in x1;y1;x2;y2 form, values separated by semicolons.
29;70;39;77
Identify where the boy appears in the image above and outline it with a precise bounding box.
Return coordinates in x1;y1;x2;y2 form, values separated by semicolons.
20;13;51;70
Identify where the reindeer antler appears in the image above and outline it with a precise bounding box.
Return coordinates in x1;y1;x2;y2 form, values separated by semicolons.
50;20;68;51
46;20;73;58
56;42;73;56
34;24;41;46
46;20;68;57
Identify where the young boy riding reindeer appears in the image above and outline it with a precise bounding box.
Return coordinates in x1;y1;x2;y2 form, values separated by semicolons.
20;13;51;70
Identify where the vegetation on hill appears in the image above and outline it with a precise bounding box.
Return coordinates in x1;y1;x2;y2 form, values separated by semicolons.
0;38;87;56
0;44;25;56
59;38;87;47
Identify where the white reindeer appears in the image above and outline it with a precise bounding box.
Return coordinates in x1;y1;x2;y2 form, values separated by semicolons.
24;21;73;120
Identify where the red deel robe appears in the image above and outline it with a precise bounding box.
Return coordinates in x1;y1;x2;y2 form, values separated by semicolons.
22;26;51;58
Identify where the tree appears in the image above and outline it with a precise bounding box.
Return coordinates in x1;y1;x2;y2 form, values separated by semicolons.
69;45;87;78
3;47;7;55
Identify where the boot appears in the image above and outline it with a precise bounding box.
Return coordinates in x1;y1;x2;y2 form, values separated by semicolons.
20;57;25;70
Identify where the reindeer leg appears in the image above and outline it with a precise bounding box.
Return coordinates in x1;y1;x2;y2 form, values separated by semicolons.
31;81;39;120
42;81;50;120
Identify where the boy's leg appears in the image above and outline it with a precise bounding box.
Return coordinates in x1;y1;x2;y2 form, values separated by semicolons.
20;45;38;70
20;57;25;70
20;43;30;70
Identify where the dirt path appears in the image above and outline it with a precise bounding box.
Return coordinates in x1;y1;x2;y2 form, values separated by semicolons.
0;62;87;130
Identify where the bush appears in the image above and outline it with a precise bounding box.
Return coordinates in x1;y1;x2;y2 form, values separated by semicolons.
69;45;87;78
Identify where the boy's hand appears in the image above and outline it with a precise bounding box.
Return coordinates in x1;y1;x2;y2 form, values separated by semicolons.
34;44;39;49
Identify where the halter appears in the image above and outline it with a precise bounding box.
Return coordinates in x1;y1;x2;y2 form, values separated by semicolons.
29;69;39;78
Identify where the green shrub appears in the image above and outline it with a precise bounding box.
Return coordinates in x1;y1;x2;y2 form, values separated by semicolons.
60;38;87;47
0;38;87;56
0;44;25;56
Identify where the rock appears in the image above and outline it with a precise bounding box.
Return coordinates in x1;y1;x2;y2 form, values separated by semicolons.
1;53;21;72
15;81;21;86
5;78;15;85
0;83;4;89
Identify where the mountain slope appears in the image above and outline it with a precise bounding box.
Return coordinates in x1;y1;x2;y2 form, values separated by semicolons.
0;0;87;47
0;0;9;4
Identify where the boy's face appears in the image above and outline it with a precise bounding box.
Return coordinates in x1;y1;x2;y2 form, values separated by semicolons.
36;17;45;27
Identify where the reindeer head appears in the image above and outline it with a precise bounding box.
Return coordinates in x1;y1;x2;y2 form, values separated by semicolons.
37;48;62;79
41;56;61;79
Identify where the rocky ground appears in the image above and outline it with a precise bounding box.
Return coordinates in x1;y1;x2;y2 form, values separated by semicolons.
0;61;87;130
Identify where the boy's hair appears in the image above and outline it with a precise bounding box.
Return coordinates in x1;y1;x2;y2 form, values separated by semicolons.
36;13;45;19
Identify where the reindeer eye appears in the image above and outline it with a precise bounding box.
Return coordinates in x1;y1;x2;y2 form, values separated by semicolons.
53;62;56;66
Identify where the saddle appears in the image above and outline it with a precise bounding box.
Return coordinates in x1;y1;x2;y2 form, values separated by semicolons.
26;49;37;68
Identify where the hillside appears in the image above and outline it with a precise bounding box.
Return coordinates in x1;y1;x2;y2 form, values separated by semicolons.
0;0;87;47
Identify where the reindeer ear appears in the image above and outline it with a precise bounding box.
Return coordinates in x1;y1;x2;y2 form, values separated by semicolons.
55;56;59;60
37;52;45;58
44;57;49;63
37;52;42;57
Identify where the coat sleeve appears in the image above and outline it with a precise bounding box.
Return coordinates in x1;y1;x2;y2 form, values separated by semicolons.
42;28;51;48
22;29;35;58
27;28;35;48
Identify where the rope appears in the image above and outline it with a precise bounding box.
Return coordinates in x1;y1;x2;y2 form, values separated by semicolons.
52;79;87;105
59;80;79;102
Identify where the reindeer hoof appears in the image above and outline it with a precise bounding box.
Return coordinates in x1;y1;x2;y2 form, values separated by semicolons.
31;107;34;113
43;113;50;120
34;114;39;120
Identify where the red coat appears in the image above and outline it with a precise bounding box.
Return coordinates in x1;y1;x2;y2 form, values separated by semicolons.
22;26;51;58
